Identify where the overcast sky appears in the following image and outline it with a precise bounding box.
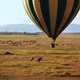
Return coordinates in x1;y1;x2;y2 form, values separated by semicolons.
0;0;80;26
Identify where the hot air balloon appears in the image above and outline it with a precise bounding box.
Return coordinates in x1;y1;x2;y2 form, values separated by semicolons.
23;0;80;48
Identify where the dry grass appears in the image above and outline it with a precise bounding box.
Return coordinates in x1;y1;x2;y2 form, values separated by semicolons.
0;34;80;80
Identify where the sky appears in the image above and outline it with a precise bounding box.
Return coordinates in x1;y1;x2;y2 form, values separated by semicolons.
0;0;80;26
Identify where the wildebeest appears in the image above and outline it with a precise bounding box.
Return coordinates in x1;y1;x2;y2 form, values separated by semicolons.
30;57;34;61
37;57;42;62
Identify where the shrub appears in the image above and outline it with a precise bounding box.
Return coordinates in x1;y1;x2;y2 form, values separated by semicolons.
64;72;72;77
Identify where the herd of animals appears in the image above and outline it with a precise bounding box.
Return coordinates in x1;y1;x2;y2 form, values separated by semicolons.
30;57;42;62
4;51;42;62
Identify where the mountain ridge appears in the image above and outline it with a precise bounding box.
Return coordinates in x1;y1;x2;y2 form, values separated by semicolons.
0;24;80;33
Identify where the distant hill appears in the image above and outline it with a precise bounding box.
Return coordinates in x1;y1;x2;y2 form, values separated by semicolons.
0;24;80;33
63;24;80;33
0;24;41;32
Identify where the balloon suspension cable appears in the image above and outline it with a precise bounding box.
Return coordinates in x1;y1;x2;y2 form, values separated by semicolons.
50;40;55;48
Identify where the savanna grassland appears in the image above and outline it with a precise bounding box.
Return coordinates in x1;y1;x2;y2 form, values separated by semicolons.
0;34;80;80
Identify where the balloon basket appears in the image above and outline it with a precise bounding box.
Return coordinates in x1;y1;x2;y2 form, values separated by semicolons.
50;42;55;48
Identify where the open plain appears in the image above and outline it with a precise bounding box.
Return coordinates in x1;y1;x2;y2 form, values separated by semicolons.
0;34;80;80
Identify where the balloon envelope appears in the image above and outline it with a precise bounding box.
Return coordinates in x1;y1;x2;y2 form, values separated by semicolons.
23;0;80;41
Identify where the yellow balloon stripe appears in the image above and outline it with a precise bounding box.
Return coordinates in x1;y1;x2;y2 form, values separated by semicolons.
23;0;44;32
49;0;58;36
56;0;74;35
23;0;36;24
32;0;49;35
57;3;80;36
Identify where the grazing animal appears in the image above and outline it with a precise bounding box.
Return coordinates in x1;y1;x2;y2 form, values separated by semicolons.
30;57;34;61
37;57;42;62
